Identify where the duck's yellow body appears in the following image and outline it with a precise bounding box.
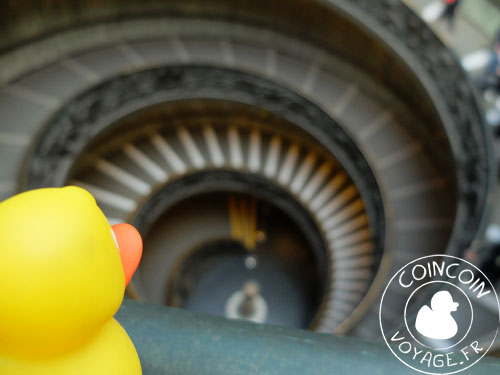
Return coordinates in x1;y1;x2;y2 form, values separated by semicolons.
0;319;141;375
0;187;142;374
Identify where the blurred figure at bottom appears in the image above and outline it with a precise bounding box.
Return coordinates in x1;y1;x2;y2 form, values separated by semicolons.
440;0;461;31
477;31;500;132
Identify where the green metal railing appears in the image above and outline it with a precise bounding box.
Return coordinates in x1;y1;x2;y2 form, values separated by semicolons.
116;300;500;375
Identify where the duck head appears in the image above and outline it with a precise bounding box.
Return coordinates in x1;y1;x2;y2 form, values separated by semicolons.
431;290;459;313
0;186;142;357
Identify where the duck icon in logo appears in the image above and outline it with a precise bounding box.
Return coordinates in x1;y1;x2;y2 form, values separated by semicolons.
415;290;459;340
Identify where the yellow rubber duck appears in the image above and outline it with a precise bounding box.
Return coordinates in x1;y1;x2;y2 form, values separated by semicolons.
0;186;143;374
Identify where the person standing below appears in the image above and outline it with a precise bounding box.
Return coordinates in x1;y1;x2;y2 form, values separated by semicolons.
440;0;461;31
490;35;500;95
477;32;500;96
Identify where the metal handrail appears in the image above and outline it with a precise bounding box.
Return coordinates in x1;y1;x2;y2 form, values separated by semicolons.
116;300;500;375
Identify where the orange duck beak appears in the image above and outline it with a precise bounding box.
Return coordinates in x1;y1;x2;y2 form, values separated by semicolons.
111;223;143;286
